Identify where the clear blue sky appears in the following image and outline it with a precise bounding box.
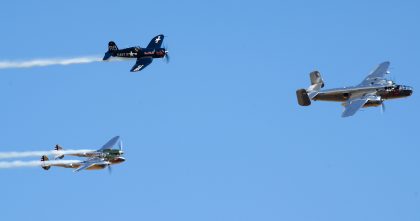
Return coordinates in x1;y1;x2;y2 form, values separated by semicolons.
0;0;419;220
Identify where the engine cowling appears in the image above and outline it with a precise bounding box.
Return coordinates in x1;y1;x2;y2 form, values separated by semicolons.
363;99;383;107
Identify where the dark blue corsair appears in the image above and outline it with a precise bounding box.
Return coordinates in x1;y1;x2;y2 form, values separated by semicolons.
103;34;169;72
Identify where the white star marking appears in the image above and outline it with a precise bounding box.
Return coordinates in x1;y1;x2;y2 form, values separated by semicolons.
129;51;137;57
155;36;161;44
134;65;143;72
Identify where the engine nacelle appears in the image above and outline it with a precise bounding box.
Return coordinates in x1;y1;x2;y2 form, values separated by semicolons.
363;99;383;108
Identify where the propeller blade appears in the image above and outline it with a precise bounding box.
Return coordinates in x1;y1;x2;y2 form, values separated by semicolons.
108;165;112;174
165;53;170;63
164;44;170;63
119;140;123;151
381;102;386;113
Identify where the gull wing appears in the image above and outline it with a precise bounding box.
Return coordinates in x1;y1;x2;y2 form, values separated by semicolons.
342;94;378;117
146;34;164;49
358;61;390;86
130;58;153;72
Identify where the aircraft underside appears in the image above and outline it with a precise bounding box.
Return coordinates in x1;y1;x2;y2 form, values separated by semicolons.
314;90;411;103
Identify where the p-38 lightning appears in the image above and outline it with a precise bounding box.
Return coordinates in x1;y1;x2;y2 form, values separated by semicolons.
296;61;413;117
103;34;169;72
40;136;125;172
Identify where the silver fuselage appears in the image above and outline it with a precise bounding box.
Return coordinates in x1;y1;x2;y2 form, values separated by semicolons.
314;84;413;105
48;157;126;170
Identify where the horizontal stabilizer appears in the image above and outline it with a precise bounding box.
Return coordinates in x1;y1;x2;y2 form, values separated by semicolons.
103;52;112;61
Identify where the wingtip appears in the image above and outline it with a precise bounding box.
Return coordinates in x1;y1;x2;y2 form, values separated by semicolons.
341;112;353;118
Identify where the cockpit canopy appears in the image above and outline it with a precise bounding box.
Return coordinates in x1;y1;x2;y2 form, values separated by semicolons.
397;85;412;91
386;80;395;85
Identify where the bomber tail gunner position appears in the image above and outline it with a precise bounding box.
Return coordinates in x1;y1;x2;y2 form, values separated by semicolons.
296;62;413;117
103;34;169;72
41;136;125;172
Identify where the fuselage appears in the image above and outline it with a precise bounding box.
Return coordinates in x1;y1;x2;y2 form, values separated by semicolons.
112;47;166;59
50;156;126;170
314;84;413;106
66;148;123;158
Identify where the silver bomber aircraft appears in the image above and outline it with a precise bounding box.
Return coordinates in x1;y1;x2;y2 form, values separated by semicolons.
40;136;125;172
296;62;413;117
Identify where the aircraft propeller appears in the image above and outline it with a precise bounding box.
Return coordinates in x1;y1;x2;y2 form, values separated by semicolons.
108;164;112;174
163;44;170;63
108;138;123;174
381;102;386;114
119;140;124;155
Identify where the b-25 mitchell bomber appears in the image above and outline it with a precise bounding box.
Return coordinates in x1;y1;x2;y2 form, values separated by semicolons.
296;62;413;117
41;136;125;172
103;34;169;72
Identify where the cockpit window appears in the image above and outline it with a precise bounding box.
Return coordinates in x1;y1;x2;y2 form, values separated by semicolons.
399;85;412;90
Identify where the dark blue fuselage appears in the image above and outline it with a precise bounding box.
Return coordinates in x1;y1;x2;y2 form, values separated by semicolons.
112;47;166;59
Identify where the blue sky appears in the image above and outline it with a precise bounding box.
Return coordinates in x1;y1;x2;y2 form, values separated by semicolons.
0;0;419;220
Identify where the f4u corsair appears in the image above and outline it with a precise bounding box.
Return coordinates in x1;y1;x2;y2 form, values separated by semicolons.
103;34;169;72
296;62;413;117
40;136;125;172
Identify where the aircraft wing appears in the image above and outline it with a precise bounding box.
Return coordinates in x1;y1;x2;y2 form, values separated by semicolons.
99;136;120;150
130;58;153;72
358;61;390;86
73;162;94;172
342;94;378;117
73;158;108;172
146;34;164;49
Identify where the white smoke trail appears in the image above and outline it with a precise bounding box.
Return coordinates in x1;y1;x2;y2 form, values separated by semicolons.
0;149;95;159
0;56;106;69
0;159;82;169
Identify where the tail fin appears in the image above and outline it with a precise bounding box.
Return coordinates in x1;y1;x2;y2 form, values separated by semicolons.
306;71;324;98
54;144;64;160
108;41;118;51
296;89;311;106
297;71;325;106
41;155;51;170
103;41;118;60
309;71;324;89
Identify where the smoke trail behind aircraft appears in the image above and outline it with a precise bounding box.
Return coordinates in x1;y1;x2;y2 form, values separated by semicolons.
0;149;95;159
0;159;81;169
0;56;105;69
